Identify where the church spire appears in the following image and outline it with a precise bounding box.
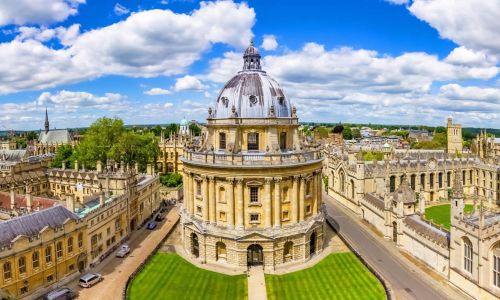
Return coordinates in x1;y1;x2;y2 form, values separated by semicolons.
44;107;49;134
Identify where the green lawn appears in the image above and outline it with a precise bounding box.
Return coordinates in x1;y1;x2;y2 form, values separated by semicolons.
266;253;386;300
127;253;247;300
424;204;473;230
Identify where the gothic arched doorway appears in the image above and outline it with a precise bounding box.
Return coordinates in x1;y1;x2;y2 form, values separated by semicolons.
247;244;263;266
191;233;199;258
309;232;317;256
392;222;398;243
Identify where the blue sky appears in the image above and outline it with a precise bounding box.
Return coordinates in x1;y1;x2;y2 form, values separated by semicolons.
0;0;498;130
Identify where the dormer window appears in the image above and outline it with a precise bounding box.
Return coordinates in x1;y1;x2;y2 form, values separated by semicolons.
249;95;257;106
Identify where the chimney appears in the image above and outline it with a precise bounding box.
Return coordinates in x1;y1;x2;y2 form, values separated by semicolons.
99;192;105;207
10;186;15;210
26;183;32;212
66;194;75;212
61;160;66;170
146;163;153;176
134;162;139;174
96;160;103;173
74;160;79;171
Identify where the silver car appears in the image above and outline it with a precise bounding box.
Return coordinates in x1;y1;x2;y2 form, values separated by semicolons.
79;272;103;288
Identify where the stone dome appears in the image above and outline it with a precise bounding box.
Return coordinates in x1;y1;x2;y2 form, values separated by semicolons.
212;41;291;119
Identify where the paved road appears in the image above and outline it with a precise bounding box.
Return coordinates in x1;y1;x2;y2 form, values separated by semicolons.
70;206;180;300
323;193;464;300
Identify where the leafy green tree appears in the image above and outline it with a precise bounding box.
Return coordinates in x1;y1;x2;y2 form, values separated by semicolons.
50;144;74;168
164;123;179;137
343;126;353;140
351;128;361;139
151;125;162;136
316;126;329;139
189;123;201;136
160;173;183;187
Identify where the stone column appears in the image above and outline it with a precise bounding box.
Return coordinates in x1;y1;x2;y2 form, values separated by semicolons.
299;176;305;221
291;176;299;223
202;176;209;221
209;176;216;223
189;174;195;214
312;172;318;214
274;177;282;227
236;178;244;228
264;177;272;228
227;178;235;227
184;172;191;213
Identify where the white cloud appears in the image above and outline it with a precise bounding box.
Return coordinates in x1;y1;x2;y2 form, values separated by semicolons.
144;102;174;110
16;24;80;46
384;0;409;4
439;84;500;103
261;34;278;51
201;51;241;83
0;1;255;94
0;0;85;26
113;3;130;16
445;46;497;67
144;88;172;95
173;75;205;92
407;0;500;57
37;90;128;112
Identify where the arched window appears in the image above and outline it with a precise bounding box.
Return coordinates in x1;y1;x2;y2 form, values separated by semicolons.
429;173;434;189
447;172;451;187
45;246;52;263
247;132;259;151
216;242;227;261
463;238;473;273
68;237;74;253
284;241;293;262
420;174;425;189
191;233;199;258
219;132;226;150
389;176;396;193
279;132;287;151
32;251;39;269
18;256;26;274
492;244;500;288
3;262;11;280
78;232;84;248
339;170;345;193
410;174;416;190
438;173;443;188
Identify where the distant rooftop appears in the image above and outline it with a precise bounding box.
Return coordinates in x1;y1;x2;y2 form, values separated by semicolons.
75;194;118;219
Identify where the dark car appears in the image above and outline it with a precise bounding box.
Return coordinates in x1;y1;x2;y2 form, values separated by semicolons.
146;221;157;230
155;214;165;222
44;287;76;300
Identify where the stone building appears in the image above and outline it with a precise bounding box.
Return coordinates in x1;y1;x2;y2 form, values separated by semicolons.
447;117;463;154
157;122;192;174
0;206;86;299
181;42;325;269
35;109;74;155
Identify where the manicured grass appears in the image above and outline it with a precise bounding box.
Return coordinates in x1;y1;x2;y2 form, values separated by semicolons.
424;204;473;230
127;253;247;300
266;253;385;300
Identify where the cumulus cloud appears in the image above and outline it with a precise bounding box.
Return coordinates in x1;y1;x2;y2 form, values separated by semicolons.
405;1;500;58
37;90;128;112
173;75;205;92
144;88;172;96
0;1;255;94
261;35;278;51
0;0;85;26
16;24;80;46
384;0;409;4
113;3;130;16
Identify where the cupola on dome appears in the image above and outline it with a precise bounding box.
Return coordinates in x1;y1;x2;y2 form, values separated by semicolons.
212;40;291;119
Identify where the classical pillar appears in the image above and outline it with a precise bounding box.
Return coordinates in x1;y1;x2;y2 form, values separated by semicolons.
227;178;235;227
184;172;190;212
209;176;216;223
236;178;244;228
202;176;209;221
312;172;318;214
291;176;299;223
190;174;195;214
299;176;305;221
274;177;282;227
264;177;272;228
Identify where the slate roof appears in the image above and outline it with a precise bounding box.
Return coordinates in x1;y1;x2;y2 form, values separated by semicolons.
363;193;385;210
404;215;449;247
0;150;28;161
38;130;72;144
0;205;78;248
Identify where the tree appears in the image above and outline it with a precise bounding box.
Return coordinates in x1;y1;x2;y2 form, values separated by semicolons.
315;126;329;139
151;125;162;136
160;173;183;187
50;144;74;168
164;123;179;138
343;126;353;140
351;128;361;139
189;123;201;136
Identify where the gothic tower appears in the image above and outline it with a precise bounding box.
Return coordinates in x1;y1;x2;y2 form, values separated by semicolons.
44;107;50;134
447;117;462;155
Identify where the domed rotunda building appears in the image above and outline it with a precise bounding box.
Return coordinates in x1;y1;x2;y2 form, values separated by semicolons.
181;42;325;269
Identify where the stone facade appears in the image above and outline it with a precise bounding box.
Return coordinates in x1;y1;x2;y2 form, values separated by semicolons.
180;42;325;270
447;117;463;154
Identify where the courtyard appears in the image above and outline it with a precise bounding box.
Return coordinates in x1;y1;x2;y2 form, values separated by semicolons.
126;253;248;300
265;252;386;300
424;204;474;230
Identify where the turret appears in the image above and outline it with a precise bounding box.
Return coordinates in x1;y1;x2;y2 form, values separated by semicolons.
44;107;49;134
451;169;465;222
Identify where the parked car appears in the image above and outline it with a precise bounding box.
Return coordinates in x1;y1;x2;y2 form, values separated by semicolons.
146;221;157;230
155;213;165;222
44;287;76;300
116;245;131;258
79;273;103;288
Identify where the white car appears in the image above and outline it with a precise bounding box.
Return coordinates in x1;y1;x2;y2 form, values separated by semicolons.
116;244;131;258
79;273;103;288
